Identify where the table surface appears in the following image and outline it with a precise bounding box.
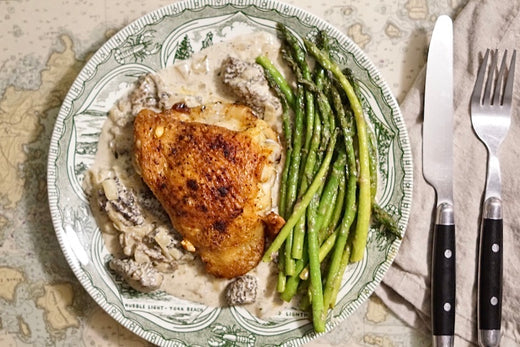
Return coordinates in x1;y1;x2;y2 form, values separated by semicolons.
0;0;468;346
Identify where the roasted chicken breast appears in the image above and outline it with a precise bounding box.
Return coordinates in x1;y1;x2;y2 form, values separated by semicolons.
133;102;282;278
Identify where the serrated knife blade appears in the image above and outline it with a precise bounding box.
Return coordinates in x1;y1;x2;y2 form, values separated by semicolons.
422;15;456;347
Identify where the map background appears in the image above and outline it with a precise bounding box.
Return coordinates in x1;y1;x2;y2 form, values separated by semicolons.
0;0;468;345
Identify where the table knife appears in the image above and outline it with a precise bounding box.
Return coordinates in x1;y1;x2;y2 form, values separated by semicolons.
422;15;456;347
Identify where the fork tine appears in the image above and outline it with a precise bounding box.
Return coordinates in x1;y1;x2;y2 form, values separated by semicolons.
483;49;498;106
472;49;490;105
493;51;508;105
503;49;517;107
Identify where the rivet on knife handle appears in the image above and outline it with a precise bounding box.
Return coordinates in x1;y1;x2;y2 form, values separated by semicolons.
432;202;456;347
478;197;503;347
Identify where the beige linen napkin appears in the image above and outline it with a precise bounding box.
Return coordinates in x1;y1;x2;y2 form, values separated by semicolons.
375;0;520;345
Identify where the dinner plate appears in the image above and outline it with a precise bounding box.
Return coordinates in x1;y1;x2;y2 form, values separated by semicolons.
47;0;413;345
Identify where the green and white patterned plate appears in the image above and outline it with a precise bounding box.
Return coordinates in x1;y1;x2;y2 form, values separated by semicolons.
47;0;413;345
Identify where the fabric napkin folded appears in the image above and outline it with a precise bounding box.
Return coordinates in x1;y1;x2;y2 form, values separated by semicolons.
376;0;520;345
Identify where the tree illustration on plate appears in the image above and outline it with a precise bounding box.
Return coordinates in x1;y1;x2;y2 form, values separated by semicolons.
175;34;195;61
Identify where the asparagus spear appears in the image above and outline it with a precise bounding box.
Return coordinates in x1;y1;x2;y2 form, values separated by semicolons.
277;254;287;293
282;85;307;274
364;116;401;239
330;87;357;229
262;69;293;219
366;119;378;202
292;108;322;259
304;138;342;334
291;109;319;260
307;189;326;332
258;56;296;283
321;85;358;309
372;203;401;239
255;55;295;107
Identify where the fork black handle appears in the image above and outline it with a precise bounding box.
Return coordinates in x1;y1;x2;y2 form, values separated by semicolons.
478;198;503;347
431;203;456;347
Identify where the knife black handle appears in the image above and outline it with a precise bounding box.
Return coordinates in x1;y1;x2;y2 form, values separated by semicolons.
478;198;502;347
431;203;456;343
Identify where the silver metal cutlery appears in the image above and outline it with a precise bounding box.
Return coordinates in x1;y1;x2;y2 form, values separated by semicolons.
470;49;516;347
423;15;456;347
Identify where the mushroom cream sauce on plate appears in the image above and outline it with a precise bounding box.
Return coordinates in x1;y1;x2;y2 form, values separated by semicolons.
47;1;413;345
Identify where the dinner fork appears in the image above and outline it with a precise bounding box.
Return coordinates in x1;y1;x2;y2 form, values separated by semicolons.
470;49;516;347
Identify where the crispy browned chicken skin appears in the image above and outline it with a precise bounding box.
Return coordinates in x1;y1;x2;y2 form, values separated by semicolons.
134;102;282;278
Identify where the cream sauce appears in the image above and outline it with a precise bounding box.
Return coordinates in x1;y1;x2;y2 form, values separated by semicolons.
86;31;290;318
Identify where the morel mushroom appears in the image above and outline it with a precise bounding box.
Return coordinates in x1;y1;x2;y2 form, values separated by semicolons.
109;258;163;292
225;275;257;305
